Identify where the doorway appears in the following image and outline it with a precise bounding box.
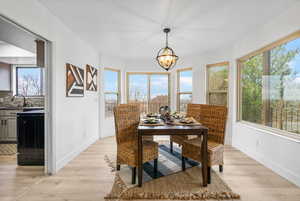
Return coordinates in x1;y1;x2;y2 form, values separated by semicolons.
0;15;53;174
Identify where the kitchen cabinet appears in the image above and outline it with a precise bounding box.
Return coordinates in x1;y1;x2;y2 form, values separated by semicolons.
17;110;44;165
7;117;17;140
0;118;8;140
0;110;21;142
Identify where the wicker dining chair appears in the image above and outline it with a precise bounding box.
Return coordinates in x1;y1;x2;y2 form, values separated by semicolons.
170;104;201;152
181;104;228;184
113;104;159;184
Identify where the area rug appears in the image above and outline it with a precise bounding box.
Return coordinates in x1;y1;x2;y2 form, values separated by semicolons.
0;144;17;155
104;143;240;200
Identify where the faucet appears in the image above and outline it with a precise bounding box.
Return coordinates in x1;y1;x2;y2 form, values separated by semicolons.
11;95;28;107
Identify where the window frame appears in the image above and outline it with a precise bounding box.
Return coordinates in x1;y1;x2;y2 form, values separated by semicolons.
177;68;193;112
206;61;229;106
237;30;300;140
126;72;170;113
104;67;121;118
15;66;44;97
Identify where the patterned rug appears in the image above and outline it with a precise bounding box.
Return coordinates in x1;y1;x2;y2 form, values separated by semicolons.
104;143;240;200
0;144;17;155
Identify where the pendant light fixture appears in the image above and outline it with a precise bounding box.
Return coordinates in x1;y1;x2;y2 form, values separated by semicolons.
156;28;179;71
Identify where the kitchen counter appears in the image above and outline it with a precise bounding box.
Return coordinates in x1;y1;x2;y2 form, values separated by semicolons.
0;107;44;111
17;110;44;115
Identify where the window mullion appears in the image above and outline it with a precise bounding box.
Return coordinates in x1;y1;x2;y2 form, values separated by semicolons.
147;74;151;113
262;51;272;126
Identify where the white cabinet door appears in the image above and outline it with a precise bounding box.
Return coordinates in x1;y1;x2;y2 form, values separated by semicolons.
0;118;8;141
0;118;4;140
7;117;17;141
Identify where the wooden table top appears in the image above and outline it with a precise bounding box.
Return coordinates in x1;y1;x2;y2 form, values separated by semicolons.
138;121;208;135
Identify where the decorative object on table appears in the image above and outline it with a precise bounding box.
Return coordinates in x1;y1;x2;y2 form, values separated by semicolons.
113;104;159;184
182;104;228;184
85;64;98;91
66;63;84;97
156;28;179;71
159;105;170;116
104;143;240;201
159;105;173;123
170;103;201;153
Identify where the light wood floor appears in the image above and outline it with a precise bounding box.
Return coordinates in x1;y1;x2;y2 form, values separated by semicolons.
1;137;300;201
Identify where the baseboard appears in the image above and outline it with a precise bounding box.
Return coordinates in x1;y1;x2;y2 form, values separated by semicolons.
233;142;300;187
55;134;98;172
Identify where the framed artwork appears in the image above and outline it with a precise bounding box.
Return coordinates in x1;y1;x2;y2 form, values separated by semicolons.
66;63;84;97
86;64;98;91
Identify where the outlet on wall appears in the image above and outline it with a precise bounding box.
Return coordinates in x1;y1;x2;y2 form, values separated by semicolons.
0;98;4;103
256;139;260;148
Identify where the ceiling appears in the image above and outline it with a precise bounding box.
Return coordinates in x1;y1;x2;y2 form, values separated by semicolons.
38;0;298;62
0;41;36;65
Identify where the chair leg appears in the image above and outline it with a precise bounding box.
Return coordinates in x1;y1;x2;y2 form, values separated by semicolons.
170;141;173;153
208;167;211;184
132;167;136;184
182;156;186;171
219;165;223;173
154;158;158;178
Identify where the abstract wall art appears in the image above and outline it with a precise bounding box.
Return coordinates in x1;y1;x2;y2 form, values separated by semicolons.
86;64;98;91
66;63;84;97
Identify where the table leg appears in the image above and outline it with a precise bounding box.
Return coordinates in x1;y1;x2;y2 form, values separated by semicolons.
201;130;208;187
138;133;143;187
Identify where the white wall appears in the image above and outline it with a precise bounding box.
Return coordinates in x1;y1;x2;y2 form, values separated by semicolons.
0;0;100;173
230;3;300;187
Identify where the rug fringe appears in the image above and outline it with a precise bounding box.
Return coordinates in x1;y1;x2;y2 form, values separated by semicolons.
106;191;240;200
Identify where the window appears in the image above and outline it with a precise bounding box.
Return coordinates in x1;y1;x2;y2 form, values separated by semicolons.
207;62;229;106
238;32;300;136
177;68;192;112
16;67;44;96
127;73;169;114
104;68;120;118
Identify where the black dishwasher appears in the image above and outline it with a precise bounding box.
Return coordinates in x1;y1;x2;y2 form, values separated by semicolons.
17;110;44;166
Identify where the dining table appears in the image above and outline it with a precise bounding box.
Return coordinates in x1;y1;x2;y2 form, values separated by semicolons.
137;119;209;187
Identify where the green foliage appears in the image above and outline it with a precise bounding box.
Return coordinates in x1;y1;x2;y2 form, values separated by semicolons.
241;40;300;128
241;54;263;123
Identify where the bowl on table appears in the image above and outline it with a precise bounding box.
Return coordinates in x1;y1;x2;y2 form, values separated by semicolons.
143;117;159;124
179;117;195;124
146;113;159;118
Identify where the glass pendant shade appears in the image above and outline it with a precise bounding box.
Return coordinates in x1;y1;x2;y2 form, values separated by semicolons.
156;28;179;71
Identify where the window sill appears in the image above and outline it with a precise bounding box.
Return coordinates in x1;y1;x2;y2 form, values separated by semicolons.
236;121;300;143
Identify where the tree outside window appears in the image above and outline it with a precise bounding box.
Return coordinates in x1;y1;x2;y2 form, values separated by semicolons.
16;67;43;97
239;37;300;135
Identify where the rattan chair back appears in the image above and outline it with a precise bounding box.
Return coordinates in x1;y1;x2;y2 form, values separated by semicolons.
198;104;228;144
113;104;140;145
